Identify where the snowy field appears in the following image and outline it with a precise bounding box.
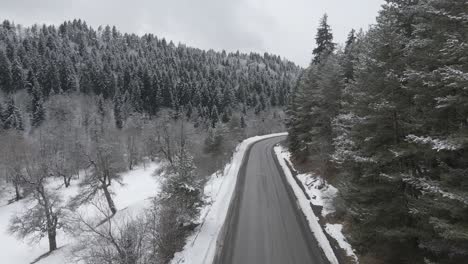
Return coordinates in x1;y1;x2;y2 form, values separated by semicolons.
274;145;358;263
0;162;161;264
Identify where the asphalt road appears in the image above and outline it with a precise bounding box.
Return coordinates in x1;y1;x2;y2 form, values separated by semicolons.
214;136;328;264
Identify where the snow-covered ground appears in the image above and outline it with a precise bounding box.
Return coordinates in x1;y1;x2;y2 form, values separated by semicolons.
297;172;338;217
274;146;339;264
0;162;161;264
325;224;358;262
171;132;288;264
274;145;358;263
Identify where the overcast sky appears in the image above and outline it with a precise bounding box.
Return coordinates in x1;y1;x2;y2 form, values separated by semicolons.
0;0;384;66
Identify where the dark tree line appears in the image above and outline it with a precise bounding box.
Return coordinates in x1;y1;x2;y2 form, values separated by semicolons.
0;19;299;129
288;1;468;263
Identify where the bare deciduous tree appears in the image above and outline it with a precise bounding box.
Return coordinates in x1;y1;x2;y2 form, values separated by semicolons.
73;127;126;215
43;95;86;187
8;140;67;252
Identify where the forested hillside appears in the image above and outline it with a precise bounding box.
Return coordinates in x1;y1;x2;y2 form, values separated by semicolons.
0;19;299;130
0;19;299;264
288;0;468;263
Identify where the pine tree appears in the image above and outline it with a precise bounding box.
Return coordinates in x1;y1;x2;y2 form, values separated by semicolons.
312;14;335;64
113;88;123;130
0;100;4;129
141;70;154;115
342;29;357;82
29;72;46;128
162;139;202;223
154;81;163;113
287;21;342;164
11;58;25;92
210;106;219;128
3;98;24;131
31;91;46;128
45;63;62;95
59;58;77;92
0;50;13;93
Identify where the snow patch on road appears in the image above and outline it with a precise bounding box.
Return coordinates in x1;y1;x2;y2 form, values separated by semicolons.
171;132;287;264
274;145;339;264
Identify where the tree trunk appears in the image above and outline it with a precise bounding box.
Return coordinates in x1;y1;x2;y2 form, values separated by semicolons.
63;175;71;188
48;230;57;252
13;180;21;201
39;185;58;252
102;184;117;215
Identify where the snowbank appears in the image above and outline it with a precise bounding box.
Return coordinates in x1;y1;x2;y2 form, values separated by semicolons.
274;145;359;263
325;224;358;263
297;172;338;217
0;162;161;264
274;145;339;264
171;132;287;264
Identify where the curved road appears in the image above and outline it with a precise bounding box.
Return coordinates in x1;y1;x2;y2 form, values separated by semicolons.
215;136;328;264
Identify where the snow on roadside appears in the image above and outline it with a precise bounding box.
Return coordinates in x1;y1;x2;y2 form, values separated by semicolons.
274;145;339;264
297;172;338;217
274;145;358;263
171;132;287;264
325;224;358;263
0;162;161;264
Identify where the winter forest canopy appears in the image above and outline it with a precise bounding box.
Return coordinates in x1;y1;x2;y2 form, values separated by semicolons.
287;0;468;263
0;18;299;130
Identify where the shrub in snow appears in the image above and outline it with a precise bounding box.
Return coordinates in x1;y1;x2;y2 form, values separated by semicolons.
72;201;151;264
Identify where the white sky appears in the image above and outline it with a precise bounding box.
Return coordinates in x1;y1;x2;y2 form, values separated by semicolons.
0;0;384;66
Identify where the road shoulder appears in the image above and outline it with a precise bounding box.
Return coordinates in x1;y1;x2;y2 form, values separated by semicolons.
273;145;340;264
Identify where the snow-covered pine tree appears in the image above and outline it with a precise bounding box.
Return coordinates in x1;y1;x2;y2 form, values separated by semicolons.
30;78;46;128
113;87;124;129
287;14;342;166
10;58;25;92
0;100;4;129
210;106;219;128
329;1;468;262
3;98;23;131
312;14;336;64
0;49;13;93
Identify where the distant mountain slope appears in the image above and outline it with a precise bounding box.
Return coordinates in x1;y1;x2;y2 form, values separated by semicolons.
0;19;300;125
